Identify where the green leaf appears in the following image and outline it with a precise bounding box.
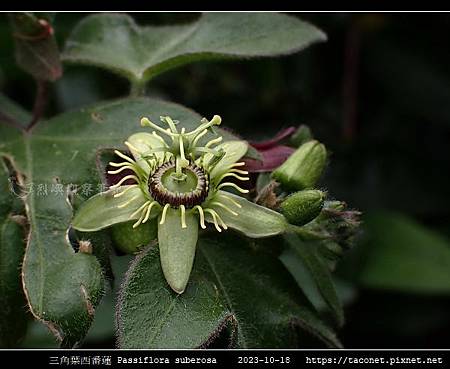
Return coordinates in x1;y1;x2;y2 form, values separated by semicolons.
208;191;289;238
281;234;344;327
117;233;341;348
9;13;62;81
158;209;199;294
0;93;31;128
352;212;450;294
72;186;147;232
23;190;105;348
62;13;326;84
0;162;28;347
1;96;243;346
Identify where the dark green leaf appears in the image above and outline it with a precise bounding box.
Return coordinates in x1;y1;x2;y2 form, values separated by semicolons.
0;161;28;347
62;13;326;84
353;212;450;294
0;93;31;128
117;233;341;348
281;234;344;327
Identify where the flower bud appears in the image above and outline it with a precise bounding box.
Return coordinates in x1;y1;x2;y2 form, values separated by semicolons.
111;219;157;254
280;190;325;226
272;140;327;190
290;124;313;147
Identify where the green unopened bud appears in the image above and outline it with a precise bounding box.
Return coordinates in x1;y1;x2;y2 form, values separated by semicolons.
111;219;157;254
280;190;325;226
290;124;313;147
273;140;327;190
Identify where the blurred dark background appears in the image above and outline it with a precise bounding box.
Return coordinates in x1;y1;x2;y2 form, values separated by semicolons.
1;13;450;348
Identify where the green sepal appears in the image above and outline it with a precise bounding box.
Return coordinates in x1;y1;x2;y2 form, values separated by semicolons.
208;191;289;238
72;186;148;231
158;209;199;294
127;132;169;174
206;140;248;180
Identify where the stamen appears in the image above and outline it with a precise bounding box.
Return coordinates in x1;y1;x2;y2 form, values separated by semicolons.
180;205;187;228
186;115;222;137
117;195;139;209
159;203;170;225
210;201;238;216
141;117;176;138
217;182;249;193
109;174;139;189
113;184;138;198
142;201;158;223
194;205;206;229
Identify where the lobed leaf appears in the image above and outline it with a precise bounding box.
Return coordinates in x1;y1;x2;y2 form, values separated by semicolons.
62;13;326;84
117;233;341;348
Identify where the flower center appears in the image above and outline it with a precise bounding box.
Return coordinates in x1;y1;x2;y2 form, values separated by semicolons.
149;160;209;208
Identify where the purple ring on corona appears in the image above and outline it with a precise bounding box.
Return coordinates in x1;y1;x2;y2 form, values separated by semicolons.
149;160;209;209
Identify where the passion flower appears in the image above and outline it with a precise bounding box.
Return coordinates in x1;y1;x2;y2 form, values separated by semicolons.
73;115;292;293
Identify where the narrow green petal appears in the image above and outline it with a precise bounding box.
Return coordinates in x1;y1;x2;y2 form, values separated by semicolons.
158;209;199;294
204;140;248;179
72;186;148;231
127;132;169;173
206;190;288;238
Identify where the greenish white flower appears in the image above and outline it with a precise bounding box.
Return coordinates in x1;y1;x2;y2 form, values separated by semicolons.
73;115;290;293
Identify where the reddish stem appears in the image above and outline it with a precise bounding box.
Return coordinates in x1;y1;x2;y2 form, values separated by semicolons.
27;80;49;131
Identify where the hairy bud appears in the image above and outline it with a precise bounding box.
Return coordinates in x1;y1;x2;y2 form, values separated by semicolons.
272;140;327;190
280;189;325;226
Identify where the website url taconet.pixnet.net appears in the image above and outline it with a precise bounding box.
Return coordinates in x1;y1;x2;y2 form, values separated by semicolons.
305;355;444;366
